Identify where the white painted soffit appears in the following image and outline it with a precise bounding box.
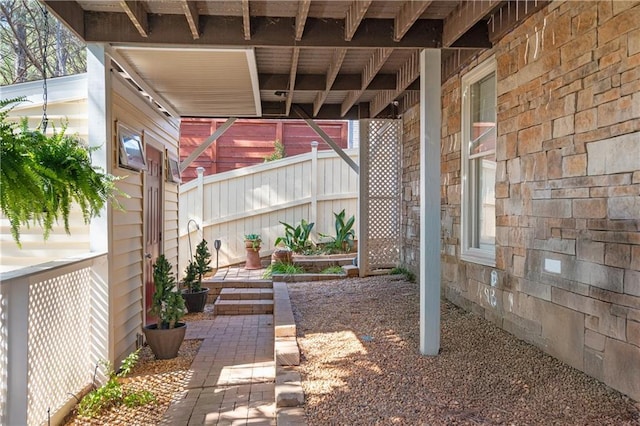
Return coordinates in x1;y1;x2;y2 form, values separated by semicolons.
0;73;88;109
110;46;261;118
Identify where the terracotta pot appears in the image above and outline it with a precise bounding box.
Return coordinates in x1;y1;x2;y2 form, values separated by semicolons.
245;247;262;269
272;249;292;264
143;322;186;360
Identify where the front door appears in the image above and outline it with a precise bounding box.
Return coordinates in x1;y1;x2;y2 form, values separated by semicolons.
144;145;163;326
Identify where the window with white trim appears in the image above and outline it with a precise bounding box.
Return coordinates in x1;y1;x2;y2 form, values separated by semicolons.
461;59;496;266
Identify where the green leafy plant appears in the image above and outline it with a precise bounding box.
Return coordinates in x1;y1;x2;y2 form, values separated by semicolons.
0;97;122;247
264;139;285;162
149;254;186;329
320;265;345;274
77;349;155;418
320;209;356;253
275;219;315;253
262;261;305;279
390;266;416;282
244;233;262;251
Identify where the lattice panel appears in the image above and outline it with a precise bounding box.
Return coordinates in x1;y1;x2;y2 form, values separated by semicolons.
361;119;401;271
28;269;93;426
0;288;7;425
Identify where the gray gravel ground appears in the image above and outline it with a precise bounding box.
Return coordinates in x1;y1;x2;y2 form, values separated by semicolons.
288;275;640;425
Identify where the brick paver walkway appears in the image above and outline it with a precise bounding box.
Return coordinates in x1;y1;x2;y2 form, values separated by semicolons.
161;314;276;425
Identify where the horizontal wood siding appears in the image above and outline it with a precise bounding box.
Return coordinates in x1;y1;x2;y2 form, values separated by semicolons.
179;149;358;273
111;76;180;363
179;118;349;180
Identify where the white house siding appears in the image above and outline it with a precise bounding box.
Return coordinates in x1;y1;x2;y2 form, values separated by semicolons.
110;75;180;361
0;75;90;272
401;0;640;401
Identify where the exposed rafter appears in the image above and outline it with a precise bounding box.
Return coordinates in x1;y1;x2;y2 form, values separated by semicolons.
295;0;312;41
313;48;347;116
241;0;251;40
119;1;149;38
442;0;501;47
181;0;199;40
345;0;373;41
41;1;85;40
488;0;550;43
285;47;301;116
370;50;420;117
394;0;432;41
341;48;393;117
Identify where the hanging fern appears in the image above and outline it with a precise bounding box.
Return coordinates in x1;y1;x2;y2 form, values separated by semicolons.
0;97;121;246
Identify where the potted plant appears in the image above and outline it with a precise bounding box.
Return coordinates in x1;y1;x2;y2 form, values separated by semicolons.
244;233;262;269
182;239;212;313
142;254;186;359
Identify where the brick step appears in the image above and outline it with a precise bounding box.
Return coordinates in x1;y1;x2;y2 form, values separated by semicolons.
219;288;274;300
213;299;274;315
203;279;273;289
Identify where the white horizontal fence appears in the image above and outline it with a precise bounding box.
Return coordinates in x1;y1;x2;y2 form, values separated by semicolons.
0;253;108;426
179;144;359;271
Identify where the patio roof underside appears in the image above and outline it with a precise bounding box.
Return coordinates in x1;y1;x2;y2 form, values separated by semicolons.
43;0;547;120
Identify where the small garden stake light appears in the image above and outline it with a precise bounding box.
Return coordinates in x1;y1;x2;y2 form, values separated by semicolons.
214;239;222;269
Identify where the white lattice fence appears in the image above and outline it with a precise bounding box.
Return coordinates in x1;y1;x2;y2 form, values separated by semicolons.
0;253;106;425
359;119;402;274
28;269;93;425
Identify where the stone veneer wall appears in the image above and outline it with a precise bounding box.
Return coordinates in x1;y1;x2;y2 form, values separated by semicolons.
400;105;421;278
405;0;639;400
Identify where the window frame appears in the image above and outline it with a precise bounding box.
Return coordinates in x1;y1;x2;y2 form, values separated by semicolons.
460;58;497;267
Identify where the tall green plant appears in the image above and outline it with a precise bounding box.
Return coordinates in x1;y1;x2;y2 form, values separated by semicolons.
275;219;314;253
194;239;213;282
0;97;120;246
320;209;356;253
149;254;185;329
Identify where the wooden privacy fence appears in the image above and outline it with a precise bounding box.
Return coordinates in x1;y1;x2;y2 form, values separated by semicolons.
179;143;358;271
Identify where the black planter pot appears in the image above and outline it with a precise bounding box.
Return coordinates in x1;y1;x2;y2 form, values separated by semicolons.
142;322;186;360
182;288;210;313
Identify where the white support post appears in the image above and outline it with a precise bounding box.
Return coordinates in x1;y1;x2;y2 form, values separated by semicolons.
5;277;29;426
87;44;112;365
196;167;205;225
419;49;442;355
357;120;369;277
310;141;319;240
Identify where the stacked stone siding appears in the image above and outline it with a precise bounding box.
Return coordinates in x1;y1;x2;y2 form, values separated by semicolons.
402;0;640;400
400;105;421;278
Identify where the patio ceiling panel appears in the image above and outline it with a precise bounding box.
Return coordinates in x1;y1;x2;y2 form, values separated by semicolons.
43;0;544;119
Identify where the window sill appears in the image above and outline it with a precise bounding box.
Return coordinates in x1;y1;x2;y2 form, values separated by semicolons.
460;250;496;267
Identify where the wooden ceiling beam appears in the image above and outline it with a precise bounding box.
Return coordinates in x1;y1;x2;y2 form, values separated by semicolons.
285;47;300;116
345;0;373;41
394;0;432;41
82;15;443;48
262;102;361;120
41;1;85;40
370;50;420;117
259;73;418;91
442;0;502;47
119;1;149;38
241;0;251;40
180;0;199;40
341;47;392;117
313;48;347;116
295;0;312;41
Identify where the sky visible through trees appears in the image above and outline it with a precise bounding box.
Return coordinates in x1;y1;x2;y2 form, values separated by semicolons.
0;0;86;86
